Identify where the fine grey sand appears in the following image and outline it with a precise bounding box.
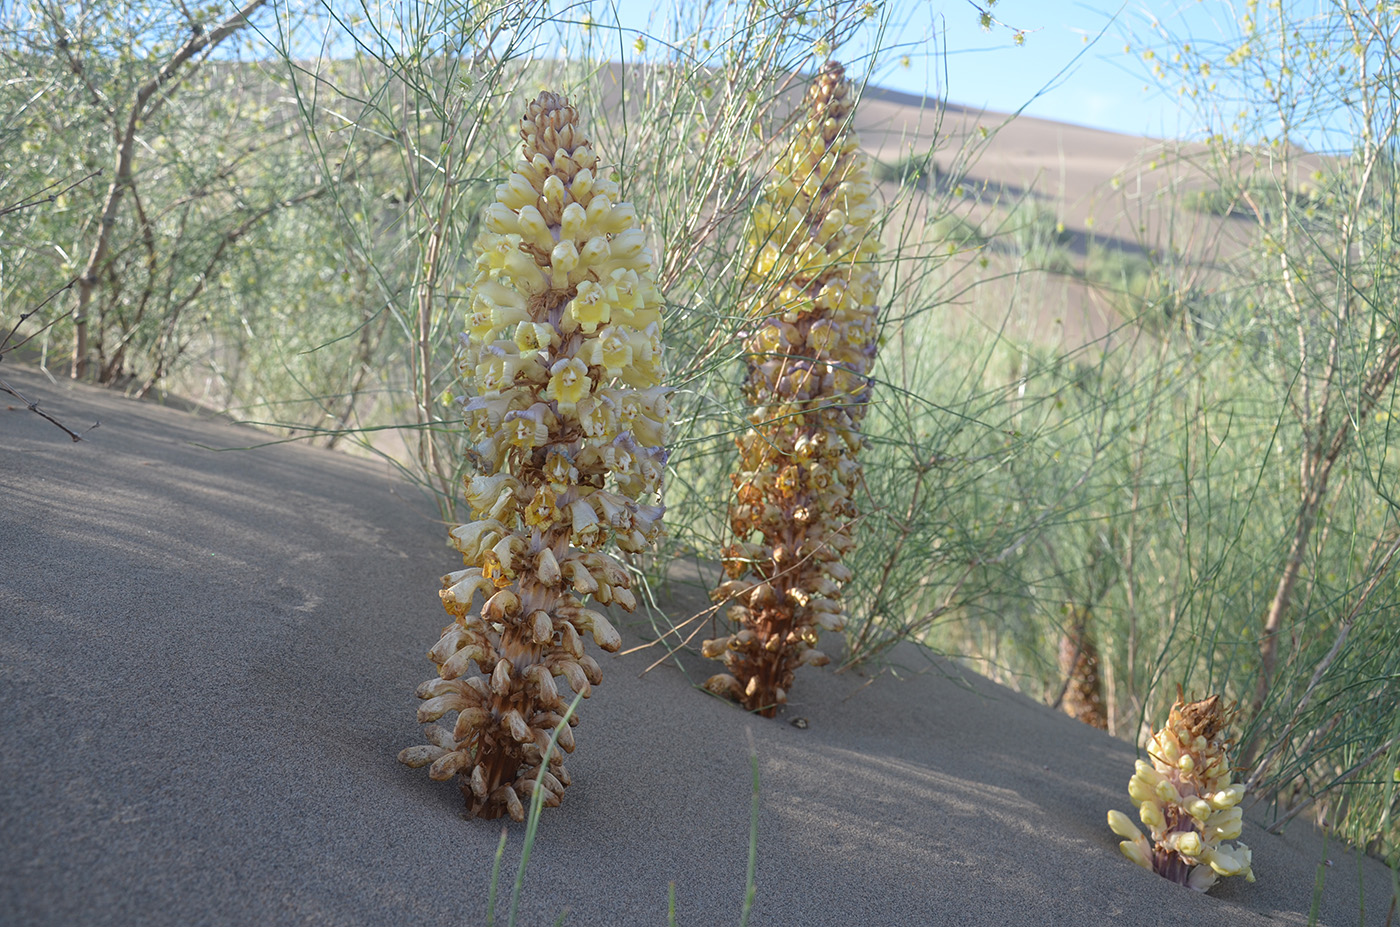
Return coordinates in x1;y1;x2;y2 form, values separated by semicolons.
2;362;1396;926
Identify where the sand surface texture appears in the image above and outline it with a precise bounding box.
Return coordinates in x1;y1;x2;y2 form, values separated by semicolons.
3;363;1396;926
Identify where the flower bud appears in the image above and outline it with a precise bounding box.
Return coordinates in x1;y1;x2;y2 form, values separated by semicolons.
1139;800;1165;831
398;744;447;768
490;659;512;696
1106;809;1141;840
439;643;487;681
470;763;489;800
499;172;537;209
702;637;733;659
428;750;473;781
704;674;742;699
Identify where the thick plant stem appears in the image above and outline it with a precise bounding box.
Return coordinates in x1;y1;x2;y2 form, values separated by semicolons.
1254;340;1400;720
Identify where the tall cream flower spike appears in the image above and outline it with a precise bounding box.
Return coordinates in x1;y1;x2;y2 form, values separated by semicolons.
703;61;881;717
1108;693;1256;892
399;92;668;821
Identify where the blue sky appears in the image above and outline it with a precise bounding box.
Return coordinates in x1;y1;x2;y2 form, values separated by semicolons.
576;1;1243;140
259;0;1362;150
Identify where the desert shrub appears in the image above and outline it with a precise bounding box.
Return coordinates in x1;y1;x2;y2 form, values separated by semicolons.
872;148;940;189
1002;201;1074;274
928;212;986;250
1181;175;1328;220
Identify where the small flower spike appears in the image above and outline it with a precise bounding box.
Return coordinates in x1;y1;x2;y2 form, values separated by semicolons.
704;61;882;717
1059;606;1107;730
399;91;669;820
1108;693;1255;891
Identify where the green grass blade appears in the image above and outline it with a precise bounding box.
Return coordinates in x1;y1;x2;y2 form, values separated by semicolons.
507;692;584;927
487;827;508;927
740;734;759;927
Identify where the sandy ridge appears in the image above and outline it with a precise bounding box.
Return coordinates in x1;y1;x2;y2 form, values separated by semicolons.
1;362;1395;926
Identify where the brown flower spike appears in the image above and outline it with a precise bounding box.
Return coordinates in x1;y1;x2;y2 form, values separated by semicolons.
1058;606;1107;730
398;92;668;820
704;62;881;716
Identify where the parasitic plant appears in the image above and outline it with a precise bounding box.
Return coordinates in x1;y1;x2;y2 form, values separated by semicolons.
398;91;669;820
1108;693;1255;892
1058;606;1107;730
703;61;881;716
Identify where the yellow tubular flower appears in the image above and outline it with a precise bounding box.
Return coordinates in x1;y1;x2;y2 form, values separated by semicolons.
703;61;882;717
1106;692;1256;891
399;92;669;821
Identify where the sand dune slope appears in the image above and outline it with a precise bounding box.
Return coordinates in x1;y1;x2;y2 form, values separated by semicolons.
2;364;1395;926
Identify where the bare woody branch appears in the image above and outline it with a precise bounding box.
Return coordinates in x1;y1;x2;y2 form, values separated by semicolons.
69;0;269;380
0;372;97;442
